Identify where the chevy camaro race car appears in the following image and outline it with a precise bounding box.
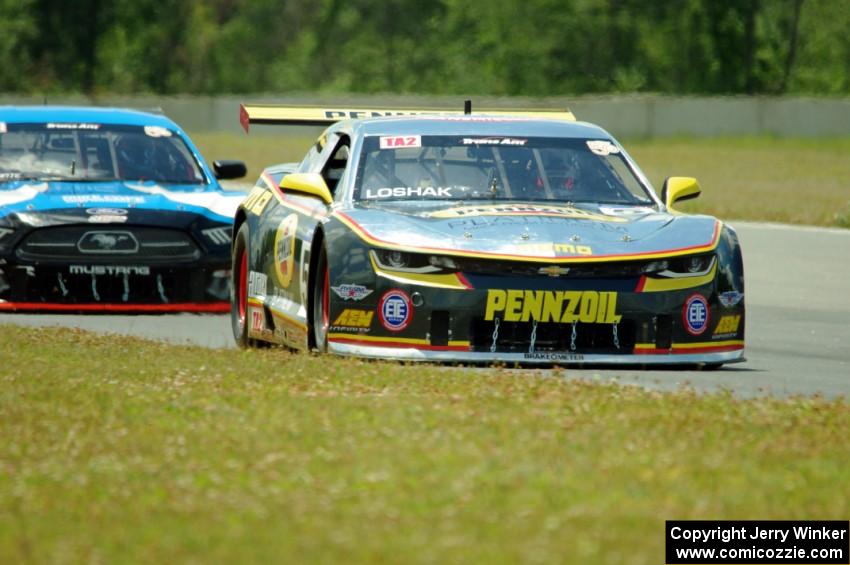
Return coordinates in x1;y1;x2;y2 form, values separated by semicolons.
0;106;247;312
232;105;745;366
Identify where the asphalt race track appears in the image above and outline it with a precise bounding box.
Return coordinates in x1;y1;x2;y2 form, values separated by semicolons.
2;222;848;398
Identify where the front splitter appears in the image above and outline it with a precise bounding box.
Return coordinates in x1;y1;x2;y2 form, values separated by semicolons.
329;341;745;366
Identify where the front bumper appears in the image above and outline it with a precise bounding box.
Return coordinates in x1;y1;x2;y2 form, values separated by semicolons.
0;260;230;312
323;271;745;366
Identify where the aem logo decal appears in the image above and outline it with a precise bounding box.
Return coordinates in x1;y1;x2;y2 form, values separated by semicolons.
274;214;299;288
683;293;710;335
379;289;413;332
332;309;374;328
713;314;741;337
485;290;621;324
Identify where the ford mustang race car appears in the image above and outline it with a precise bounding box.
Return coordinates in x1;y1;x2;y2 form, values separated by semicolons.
0;106;247;312
232;104;744;366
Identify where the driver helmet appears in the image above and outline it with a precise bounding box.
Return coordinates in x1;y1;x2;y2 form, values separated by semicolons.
116;135;154;178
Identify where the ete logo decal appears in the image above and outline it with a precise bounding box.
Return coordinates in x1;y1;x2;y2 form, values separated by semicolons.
379;289;413;332
274;213;299;288
331;284;373;301
332;309;374;328
713;314;741;336
379;135;421;149
683;293;710;335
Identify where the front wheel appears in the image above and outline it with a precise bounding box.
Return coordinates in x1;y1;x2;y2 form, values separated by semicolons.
231;223;252;347
312;245;330;353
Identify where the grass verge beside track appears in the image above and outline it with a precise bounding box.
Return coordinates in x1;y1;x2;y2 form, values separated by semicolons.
193;133;850;228
2;326;848;563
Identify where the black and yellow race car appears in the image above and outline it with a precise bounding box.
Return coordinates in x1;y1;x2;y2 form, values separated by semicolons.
231;105;744;366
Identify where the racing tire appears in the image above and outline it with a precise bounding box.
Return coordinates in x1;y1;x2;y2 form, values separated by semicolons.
312;245;330;353
231;223;262;348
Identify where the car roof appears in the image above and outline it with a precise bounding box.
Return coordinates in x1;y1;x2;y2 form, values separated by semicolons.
0;105;179;128
342;116;612;139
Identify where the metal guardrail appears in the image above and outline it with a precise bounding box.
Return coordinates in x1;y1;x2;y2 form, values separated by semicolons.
2;93;849;137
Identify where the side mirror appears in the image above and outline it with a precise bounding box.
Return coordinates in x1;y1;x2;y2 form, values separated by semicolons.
279;173;333;205
213;160;247;180
661;177;701;209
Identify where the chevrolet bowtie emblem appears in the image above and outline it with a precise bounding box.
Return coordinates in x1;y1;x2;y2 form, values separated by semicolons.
538;265;571;277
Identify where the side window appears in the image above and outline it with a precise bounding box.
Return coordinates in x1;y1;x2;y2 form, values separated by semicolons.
320;136;350;196
297;135;326;173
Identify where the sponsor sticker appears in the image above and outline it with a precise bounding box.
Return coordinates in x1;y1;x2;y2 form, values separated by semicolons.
88;215;128;223
379;135;421;149
332;309;374;330
248;271;267;297
683;293;710;335
428;203;626;222
86;208;128;216
46;123;100;130
274;214;298;288
62;195;145;204
586;140;620;156
524;352;585;362
379;289;413;332
364;186;453;199
485;289;621;324
518;242;593;256
713;314;741;337
250;308;264;332
243;187;273;215
331;284;373;301
144;126;172;138
718;290;744;308
461;137;527;146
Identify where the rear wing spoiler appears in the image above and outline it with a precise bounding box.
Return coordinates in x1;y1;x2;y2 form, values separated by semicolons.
239;103;576;133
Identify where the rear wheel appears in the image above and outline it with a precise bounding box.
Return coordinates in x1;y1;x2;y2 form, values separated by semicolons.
231;223;251;347
312;245;330;353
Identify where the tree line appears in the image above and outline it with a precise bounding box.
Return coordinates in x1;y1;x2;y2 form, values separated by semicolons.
1;0;847;97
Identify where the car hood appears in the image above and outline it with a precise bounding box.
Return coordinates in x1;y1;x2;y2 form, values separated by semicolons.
0;179;244;224
338;200;721;262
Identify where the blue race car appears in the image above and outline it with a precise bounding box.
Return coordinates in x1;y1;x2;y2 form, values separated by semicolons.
0;106;247;312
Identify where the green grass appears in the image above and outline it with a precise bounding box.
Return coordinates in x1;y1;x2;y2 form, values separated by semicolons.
626;137;850;227
2;326;848;563
191;132;850;227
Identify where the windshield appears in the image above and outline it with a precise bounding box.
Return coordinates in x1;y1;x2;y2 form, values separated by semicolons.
0;122;206;185
355;135;652;205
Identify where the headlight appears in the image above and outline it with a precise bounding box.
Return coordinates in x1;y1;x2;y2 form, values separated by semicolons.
372;249;458;273
654;254;715;277
640;260;669;274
